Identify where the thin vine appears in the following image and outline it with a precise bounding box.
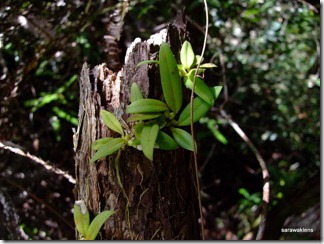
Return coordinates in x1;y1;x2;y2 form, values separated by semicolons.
189;0;209;240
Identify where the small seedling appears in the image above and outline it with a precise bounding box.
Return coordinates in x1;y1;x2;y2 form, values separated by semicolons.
74;200;114;240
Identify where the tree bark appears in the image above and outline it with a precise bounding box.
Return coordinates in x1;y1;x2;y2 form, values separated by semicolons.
73;15;200;240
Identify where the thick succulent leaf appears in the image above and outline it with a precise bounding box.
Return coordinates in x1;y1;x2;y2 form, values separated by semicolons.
171;127;196;151
126;98;169;114
126;113;162;122
74;201;90;237
130;83;144;103
100;110;124;136
140;123;159;161
180;41;195;70
184;75;214;106
85;210;114;240
155;131;178;150
159;42;183;114
90;138;125;163
176;97;211;126
91;137;113;150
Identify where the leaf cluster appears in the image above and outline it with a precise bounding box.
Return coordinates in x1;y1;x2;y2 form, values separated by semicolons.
90;41;222;162
73;201;114;240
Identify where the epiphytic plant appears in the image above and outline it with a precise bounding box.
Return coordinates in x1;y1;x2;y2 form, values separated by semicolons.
73;200;114;240
90;41;222;162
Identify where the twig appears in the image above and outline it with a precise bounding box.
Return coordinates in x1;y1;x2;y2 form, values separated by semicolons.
200;143;216;172
190;0;209;240
296;0;318;13
219;52;228;108
217;34;269;238
0;141;76;184
220;111;270;240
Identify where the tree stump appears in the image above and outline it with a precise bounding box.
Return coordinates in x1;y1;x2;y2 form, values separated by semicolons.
73;15;200;240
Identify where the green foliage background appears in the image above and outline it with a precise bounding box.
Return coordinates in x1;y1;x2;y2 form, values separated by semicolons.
0;0;320;240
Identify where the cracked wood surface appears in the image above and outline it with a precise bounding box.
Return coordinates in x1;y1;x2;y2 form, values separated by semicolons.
74;16;199;240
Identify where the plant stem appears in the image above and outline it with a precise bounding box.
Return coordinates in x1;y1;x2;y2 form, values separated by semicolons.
189;0;209;240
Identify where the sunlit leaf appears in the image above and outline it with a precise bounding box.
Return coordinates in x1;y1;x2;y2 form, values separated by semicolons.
177;64;187;77
126;98;169;114
180;41;195;70
91;137;114;150
199;63;217;68
74;201;90;237
210;86;223;100
184;76;214;106
90;138;125;163
100;110;124;136
177;97;211;126
159;42;183;114
194;55;203;66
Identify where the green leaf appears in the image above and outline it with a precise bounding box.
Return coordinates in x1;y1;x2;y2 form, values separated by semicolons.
159;42;183;114
171;127;196;151
184;76;214;106
140;123;159;161
130;83;144;103
134;121;144;140
90;138;125;163
85;210;115;240
155;131;178;150
127;137;140;148
91;137;114;150
126;98;169;114
210;86;223;100
100;110;124;136
52;106;78;126
194;55;203;66
177;64;187;77
199;63;217;68
239;188;250;198
74;201;90;237
207;119;228;144
126;113;162;122
177;97;211;126
180;41;195;70
136;60;159;67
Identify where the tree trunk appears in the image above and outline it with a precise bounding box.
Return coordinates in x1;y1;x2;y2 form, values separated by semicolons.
73;15;200;240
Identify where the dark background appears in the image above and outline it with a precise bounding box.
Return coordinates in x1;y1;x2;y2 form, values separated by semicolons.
0;0;320;240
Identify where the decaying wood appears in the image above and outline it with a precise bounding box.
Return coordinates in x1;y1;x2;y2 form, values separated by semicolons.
102;0;130;71
73;14;199;240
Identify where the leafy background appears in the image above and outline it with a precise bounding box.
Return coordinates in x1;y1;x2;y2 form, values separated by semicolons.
0;0;320;240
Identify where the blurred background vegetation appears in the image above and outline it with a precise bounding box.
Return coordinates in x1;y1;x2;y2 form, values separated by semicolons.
0;0;320;240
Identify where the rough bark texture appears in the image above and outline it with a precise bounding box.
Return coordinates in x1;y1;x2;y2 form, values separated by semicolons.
73;15;200;240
